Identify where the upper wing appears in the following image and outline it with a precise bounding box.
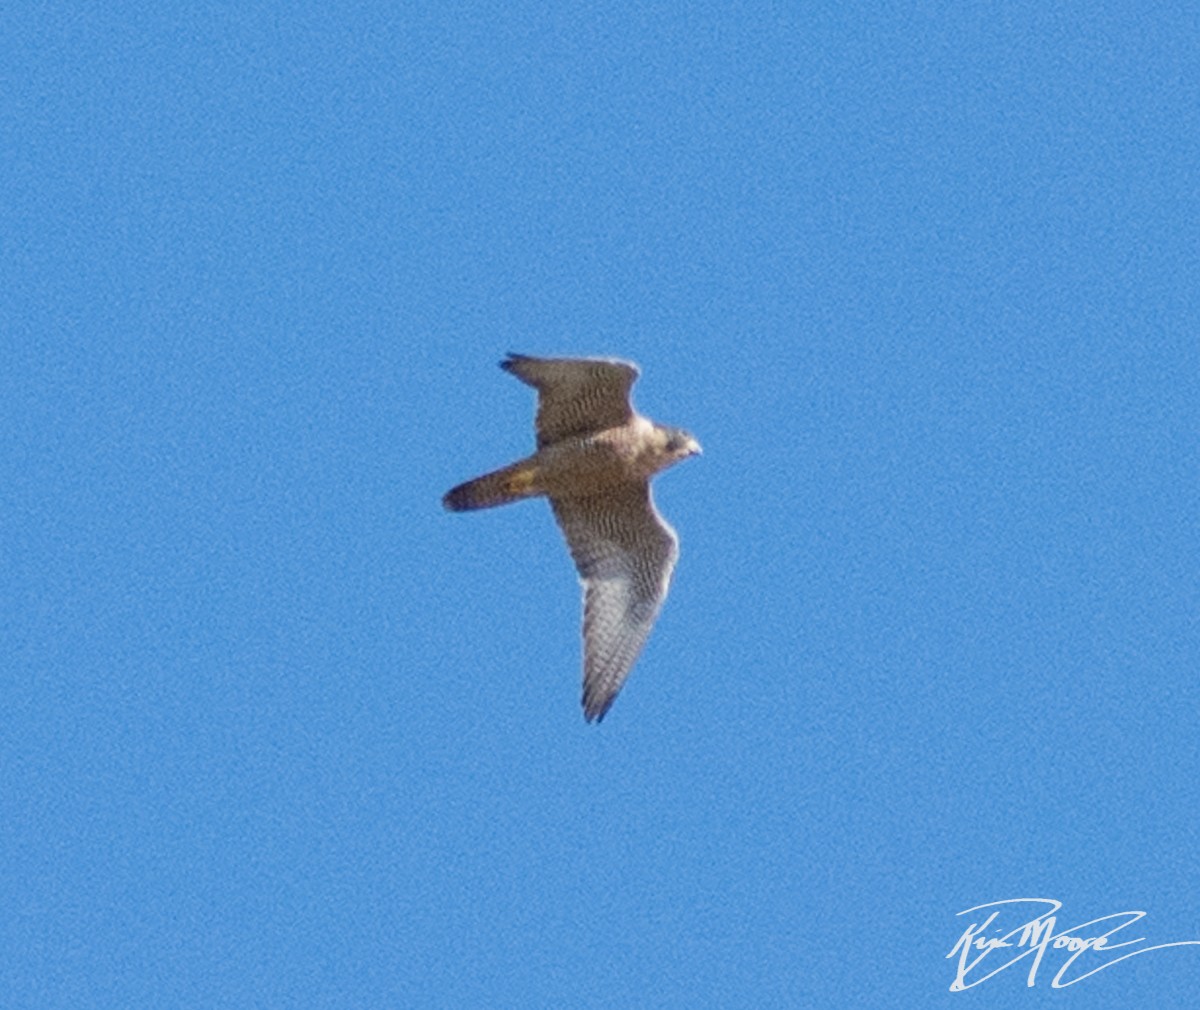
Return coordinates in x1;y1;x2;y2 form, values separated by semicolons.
501;353;639;448
550;482;680;722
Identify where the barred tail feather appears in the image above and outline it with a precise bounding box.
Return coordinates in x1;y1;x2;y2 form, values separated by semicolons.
442;459;541;512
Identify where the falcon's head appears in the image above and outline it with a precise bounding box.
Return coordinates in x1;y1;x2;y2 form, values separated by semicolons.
660;427;703;464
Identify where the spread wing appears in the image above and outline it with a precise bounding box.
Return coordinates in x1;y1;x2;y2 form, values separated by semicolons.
550;483;680;722
501;353;639;448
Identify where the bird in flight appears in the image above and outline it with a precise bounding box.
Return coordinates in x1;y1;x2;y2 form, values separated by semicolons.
443;353;701;722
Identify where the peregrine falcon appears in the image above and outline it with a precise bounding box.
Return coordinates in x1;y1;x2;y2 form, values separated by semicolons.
443;353;701;722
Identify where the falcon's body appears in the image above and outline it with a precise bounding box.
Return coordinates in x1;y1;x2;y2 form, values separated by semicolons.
443;353;700;722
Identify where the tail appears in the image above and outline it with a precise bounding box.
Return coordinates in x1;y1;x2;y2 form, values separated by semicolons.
442;458;542;512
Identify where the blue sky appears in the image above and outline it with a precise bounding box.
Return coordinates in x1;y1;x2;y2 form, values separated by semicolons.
5;2;1200;1007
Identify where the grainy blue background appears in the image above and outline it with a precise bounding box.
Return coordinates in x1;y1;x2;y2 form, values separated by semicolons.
5;3;1199;1006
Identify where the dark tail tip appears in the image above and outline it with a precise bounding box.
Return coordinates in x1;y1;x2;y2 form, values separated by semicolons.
442;483;473;511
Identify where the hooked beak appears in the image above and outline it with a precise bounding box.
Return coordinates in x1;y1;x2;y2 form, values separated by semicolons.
686;436;703;457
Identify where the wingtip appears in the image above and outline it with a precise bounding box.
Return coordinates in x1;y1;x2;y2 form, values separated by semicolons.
582;692;615;724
